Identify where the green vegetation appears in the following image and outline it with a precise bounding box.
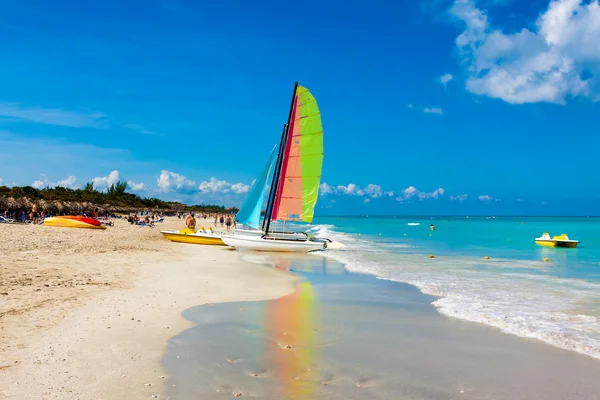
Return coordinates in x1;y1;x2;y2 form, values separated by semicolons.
0;182;238;213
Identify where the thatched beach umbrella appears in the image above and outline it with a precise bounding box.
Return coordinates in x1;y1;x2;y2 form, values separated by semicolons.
53;200;66;214
17;197;33;209
5;197;18;211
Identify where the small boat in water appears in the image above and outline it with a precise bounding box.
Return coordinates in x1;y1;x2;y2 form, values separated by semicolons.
161;228;225;246
535;233;579;248
44;216;107;230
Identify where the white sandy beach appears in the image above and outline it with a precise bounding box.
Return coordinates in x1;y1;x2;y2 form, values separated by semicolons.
0;217;298;399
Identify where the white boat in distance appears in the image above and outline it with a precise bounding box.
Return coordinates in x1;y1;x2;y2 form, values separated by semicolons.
221;82;332;253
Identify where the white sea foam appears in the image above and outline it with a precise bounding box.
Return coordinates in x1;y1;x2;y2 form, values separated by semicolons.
314;224;600;360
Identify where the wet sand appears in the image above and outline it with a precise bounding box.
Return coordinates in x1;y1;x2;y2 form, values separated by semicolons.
0;218;297;399
163;253;600;400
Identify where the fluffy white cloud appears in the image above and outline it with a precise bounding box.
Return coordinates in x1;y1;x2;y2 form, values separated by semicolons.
478;194;493;202
157;170;195;192
439;73;454;86
127;181;145;191
31;174;78;189
364;184;383;198
450;0;600;104
57;175;77;187
397;186;446;201
336;183;365;196
320;182;393;199
319;182;336;195
450;194;469;201
32;179;45;189
401;186;418;199
199;177;250;194
92;170;121;191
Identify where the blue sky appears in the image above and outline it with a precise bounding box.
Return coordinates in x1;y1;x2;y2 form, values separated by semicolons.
1;0;599;215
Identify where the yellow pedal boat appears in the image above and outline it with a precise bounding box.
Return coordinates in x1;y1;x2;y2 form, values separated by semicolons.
160;228;225;246
535;233;579;248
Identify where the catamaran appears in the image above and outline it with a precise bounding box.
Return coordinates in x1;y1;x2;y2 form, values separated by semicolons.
222;82;330;252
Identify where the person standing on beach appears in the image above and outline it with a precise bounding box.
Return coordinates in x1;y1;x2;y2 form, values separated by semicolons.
225;215;232;232
186;212;196;230
31;204;39;225
430;224;435;231
214;213;218;227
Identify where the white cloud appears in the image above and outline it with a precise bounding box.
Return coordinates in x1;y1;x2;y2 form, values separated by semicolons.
450;194;469;201
230;182;250;194
336;183;365;196
0;103;106;128
439;73;454;86
127;181;145;191
0;177;3;185
32;179;46;189
409;104;444;115
402;186;418;199
423;107;444;115
57;175;77;187
319;182;336;195
478;194;493;202
31;174;78;189
199;177;250;194
364;184;383;198
364;198;371;204
157;170;195;192
397;186;446;202
125;124;161;136
450;0;600;104
319;182;392;199
93;170;121;191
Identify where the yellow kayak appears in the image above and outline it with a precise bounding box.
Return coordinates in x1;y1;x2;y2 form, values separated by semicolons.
160;228;225;246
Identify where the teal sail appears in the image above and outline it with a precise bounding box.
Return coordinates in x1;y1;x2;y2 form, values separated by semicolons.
236;146;276;229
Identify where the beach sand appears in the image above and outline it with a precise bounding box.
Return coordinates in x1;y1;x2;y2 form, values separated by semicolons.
0;217;297;399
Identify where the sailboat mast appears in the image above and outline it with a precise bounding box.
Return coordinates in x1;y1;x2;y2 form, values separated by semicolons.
263;81;299;234
262;123;288;231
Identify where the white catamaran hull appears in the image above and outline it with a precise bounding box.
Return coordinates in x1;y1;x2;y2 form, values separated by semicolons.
221;234;326;252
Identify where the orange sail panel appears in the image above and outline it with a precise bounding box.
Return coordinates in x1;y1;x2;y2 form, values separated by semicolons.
272;85;324;223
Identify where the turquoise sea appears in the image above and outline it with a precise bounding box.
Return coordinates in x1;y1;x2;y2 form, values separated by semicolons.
311;216;600;359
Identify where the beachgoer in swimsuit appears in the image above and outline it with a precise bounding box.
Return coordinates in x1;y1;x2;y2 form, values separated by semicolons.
430;224;435;231
186;212;196;230
219;215;224;227
225;215;232;232
31;204;39;225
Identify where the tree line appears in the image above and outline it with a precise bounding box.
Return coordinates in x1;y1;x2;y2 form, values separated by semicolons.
0;181;238;214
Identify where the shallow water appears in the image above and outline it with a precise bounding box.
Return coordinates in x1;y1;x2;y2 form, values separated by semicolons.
312;216;600;359
163;254;600;399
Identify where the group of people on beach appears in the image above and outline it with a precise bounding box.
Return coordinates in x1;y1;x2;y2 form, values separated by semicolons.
184;212;236;232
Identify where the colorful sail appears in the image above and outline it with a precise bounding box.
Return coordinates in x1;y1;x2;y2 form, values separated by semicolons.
236;146;276;229
271;85;323;223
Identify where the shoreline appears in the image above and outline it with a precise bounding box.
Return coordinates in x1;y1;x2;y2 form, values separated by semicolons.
163;252;600;400
0;218;298;399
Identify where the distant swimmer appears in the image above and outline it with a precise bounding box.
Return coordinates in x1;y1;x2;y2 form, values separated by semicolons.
430;224;435;231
